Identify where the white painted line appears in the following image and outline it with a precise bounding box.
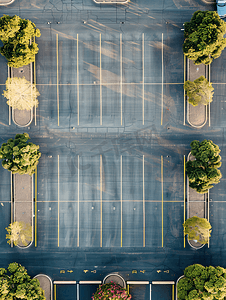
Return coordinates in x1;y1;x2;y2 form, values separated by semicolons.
121;155;123;247
120;33;123;126
152;281;175;285
127;281;149;285
161;33;163;126
54;281;77;284
77;155;79;247
143;155;145;247
142;33;144;125
100;34;102;125
79;281;102;284
77;283;79;300
58;155;60;247
77;34;79;126
56;34;59;126
100;155;102;247
150;283;151;300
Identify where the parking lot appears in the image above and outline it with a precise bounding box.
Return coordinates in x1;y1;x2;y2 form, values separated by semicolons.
1;0;226;299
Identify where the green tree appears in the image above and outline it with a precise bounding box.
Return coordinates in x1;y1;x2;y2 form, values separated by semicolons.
183;10;226;65
177;264;226;300
0;15;41;68
3;77;39;110
0;262;46;300
0;133;41;176
5;222;32;246
186;140;222;194
184;76;214;106
183;216;211;245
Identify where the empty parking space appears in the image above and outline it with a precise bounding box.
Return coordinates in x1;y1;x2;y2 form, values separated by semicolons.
128;283;150;300
55;284;77;300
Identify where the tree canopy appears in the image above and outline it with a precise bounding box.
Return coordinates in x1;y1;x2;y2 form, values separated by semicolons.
186;140;222;193
0;15;41;68
184;76;214;106
183;10;226;65
0;133;41;176
183;216;211;245
3;77;39;110
0;262;45;300
6;222;32;246
177;264;226;300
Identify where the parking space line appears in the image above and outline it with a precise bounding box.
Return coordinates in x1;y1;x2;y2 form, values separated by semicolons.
142;33;144;125
54;284;56;300
100;155;102;247
77;283;79;300
56;34;59;127
34;37;37;126
150;283;151;300
77;155;79;247
120;34;122;126
208;189;209;248
184;155;186;248
143;155;145;247
183;55;186;125
121;155;123;247
209;64;211;127
35;167;37;247
8;66;11;125
77;34;79;126
161;33;164;126
100;34;102;125
161;155;163;247
11;171;13;247
172;284;174;300
58;155;60;247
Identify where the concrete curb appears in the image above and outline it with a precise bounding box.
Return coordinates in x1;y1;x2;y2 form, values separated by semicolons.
186;58;208;128
0;0;15;5
186;152;208;250
34;274;53;300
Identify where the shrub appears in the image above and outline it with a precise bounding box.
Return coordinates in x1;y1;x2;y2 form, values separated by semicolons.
92;282;131;300
6;222;32;246
183;216;211;245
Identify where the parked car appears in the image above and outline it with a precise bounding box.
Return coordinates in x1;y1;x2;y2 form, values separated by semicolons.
217;0;226;18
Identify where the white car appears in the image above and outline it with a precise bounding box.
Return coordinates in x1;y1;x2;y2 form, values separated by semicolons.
217;0;226;18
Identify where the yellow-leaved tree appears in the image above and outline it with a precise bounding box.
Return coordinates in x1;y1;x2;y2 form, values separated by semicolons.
3;77;39;110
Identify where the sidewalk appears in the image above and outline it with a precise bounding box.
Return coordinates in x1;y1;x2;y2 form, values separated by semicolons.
187;153;207;249
14;173;33;247
187;59;208;128
11;64;33;127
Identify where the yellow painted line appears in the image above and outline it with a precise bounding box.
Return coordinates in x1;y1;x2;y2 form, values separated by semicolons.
8;66;11;126
172;284;174;300
161;33;163;126
184;155;186;248
100;155;102;247
77;34;79;126
121;155;123;247
161;155;163;247
11;172;13;247
58;155;60;247
209;63;211;127
34;36;37;126
120;34;123;126
56;34;59;126
208;189;210;248
142;33;144;125
143;155;145;247
183;55;186;125
127;284;129;294
35;167;37;247
54;284;56;300
77;155;79;247
100;33;102;126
